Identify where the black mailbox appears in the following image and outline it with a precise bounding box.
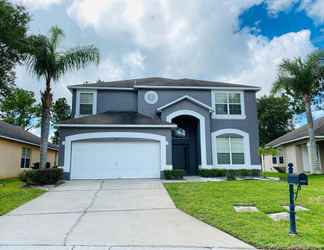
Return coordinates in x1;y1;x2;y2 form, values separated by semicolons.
288;173;308;185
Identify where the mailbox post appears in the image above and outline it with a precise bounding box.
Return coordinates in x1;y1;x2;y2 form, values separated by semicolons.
287;163;308;235
288;163;297;235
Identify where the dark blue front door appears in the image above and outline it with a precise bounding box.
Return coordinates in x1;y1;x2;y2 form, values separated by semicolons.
171;115;199;175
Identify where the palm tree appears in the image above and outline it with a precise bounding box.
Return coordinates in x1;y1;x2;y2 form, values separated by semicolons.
272;51;324;173
25;26;100;168
258;146;278;173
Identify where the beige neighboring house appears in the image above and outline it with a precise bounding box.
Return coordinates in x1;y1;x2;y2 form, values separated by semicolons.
263;117;324;173
0;120;58;179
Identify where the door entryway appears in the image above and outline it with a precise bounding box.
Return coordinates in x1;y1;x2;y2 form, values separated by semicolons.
171;115;200;175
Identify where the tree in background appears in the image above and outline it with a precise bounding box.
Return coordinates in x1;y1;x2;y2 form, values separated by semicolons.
0;0;30;99
272;51;324;173
257;95;294;146
0;88;39;130
24;26;100;168
51;97;71;144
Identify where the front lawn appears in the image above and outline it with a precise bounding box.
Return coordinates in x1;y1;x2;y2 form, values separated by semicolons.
0;178;45;215
165;175;324;249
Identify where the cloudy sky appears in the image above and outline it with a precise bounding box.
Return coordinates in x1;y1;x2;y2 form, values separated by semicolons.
11;0;324;104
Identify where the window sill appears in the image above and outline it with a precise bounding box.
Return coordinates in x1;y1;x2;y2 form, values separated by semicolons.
74;113;95;118
212;114;246;120
213;164;249;168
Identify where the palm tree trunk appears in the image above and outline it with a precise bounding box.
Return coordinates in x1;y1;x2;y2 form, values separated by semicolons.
39;79;52;169
304;95;321;173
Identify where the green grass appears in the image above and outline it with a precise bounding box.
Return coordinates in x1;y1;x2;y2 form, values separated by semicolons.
165;175;324;249
263;171;288;181
0;178;46;215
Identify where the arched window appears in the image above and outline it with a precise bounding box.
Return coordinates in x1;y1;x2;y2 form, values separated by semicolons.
212;129;251;166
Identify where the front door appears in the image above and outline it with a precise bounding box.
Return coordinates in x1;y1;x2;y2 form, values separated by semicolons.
171;115;199;175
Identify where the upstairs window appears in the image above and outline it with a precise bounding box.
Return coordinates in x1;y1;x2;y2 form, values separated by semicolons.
212;91;245;119
80;93;94;115
21;147;31;168
76;91;97;116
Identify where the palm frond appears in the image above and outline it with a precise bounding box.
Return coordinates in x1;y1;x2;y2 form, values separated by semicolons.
24;35;52;80
56;45;100;80
49;26;64;51
272;76;293;95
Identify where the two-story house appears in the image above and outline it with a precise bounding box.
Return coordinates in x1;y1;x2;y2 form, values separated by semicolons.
57;77;260;179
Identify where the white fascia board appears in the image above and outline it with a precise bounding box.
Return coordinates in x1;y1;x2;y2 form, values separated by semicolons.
0;135;58;151
67;85;260;91
270;136;324;148
157;95;214;111
68;86;134;90
134;85;261;91
56;124;177;128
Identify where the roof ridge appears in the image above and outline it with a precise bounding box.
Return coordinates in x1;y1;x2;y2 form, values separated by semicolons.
67;77;260;90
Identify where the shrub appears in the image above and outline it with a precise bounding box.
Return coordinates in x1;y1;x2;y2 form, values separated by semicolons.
163;169;185;180
198;169;226;177
273;166;286;173
20;168;63;185
32;162;51;169
198;168;261;178
225;170;236;181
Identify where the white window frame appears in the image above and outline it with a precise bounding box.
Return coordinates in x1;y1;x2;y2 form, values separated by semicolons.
212;129;251;168
76;90;97;117
211;90;246;119
21;147;31;169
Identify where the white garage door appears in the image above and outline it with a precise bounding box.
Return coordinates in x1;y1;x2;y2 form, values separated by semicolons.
70;140;161;179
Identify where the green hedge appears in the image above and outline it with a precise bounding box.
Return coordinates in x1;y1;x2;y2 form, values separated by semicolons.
198;169;261;178
19;168;63;185
163;169;185;180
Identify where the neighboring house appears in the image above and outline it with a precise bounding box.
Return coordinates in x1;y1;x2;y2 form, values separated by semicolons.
57;77;261;179
0;120;58;179
264;117;324;173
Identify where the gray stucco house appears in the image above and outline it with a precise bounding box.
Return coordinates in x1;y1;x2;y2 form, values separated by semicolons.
58;77;261;179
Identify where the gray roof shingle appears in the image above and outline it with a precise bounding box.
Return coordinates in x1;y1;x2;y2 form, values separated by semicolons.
0;120;58;150
58;111;176;127
67;77;260;90
266;117;324;147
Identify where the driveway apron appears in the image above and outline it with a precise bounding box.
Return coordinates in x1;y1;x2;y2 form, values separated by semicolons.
0;179;255;250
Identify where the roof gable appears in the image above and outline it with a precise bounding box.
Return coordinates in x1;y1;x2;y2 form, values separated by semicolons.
157;95;213;112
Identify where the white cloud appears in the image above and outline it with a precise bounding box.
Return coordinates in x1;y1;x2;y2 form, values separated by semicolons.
11;0;63;10
265;0;298;14
13;0;317;103
97;58;125;82
224;30;315;95
67;0;194;49
122;51;145;72
301;0;324;24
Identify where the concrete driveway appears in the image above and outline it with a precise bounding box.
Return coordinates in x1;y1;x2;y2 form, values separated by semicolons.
0;180;254;250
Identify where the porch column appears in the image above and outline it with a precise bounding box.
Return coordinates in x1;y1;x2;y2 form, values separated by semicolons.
307;142;322;173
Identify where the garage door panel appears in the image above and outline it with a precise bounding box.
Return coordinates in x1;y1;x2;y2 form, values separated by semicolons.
71;140;160;179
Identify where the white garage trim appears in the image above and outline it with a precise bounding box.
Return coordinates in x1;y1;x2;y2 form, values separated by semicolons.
211;128;251;168
166;110;207;168
64;132;168;174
